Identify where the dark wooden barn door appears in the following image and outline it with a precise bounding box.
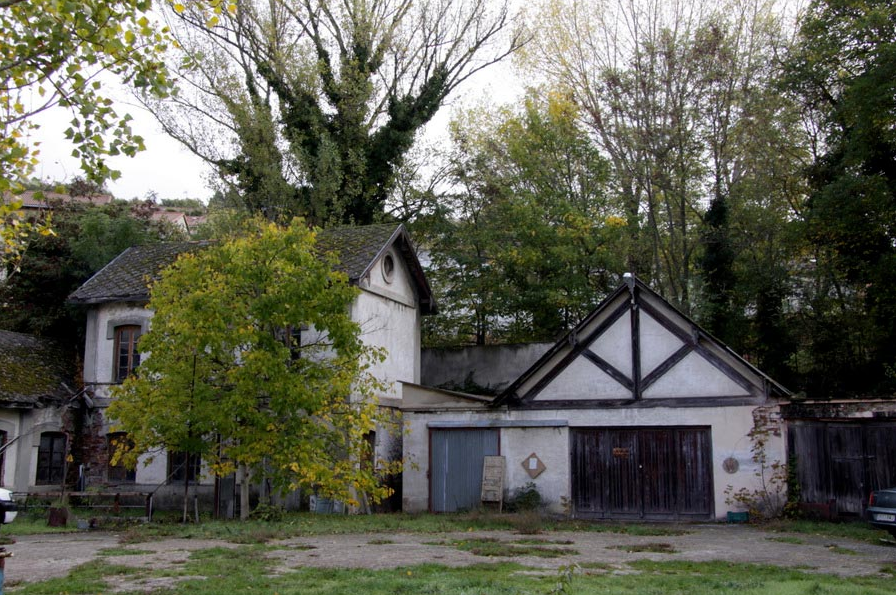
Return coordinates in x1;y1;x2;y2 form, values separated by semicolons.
571;427;713;520
789;421;896;515
430;429;499;512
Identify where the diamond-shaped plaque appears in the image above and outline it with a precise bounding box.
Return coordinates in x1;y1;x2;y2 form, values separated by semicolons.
521;452;546;479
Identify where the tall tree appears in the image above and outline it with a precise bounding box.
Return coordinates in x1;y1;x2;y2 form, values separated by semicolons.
147;0;525;225
109;218;392;518
784;0;896;394
520;0;805;324
424;92;625;345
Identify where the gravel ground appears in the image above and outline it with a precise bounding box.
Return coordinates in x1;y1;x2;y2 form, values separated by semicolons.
4;523;895;589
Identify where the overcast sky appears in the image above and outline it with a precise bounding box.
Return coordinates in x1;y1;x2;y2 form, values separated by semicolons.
30;53;522;203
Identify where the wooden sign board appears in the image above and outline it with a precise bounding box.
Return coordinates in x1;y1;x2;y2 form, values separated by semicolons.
481;456;505;510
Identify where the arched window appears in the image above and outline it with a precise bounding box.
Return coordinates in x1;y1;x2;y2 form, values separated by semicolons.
114;325;141;382
36;432;66;485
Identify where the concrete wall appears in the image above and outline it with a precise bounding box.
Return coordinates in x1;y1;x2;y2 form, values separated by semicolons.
402;403;785;519
421;343;552;395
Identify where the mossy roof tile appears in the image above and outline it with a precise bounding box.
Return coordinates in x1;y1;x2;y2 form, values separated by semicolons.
0;330;75;406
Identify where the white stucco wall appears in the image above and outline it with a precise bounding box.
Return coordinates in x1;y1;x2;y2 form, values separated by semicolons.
0;410;22;488
82;301;152;398
353;248;421;402
402;403;785;519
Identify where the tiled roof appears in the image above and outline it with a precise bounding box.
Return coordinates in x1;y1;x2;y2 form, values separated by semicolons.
0;331;76;407
68;223;435;313
314;223;402;281
5;190;114;209
68;242;210;304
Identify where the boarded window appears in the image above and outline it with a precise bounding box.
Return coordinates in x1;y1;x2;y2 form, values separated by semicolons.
36;432;67;485
107;432;136;483
114;325;141;382
168;451;200;484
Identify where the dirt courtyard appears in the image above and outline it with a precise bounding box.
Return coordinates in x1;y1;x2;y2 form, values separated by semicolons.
5;523;895;588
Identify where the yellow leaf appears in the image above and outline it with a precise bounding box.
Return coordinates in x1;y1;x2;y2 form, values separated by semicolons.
173;3;185;13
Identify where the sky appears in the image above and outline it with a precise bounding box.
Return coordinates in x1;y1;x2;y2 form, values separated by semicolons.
30;49;523;203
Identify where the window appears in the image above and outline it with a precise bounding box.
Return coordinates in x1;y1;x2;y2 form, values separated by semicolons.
114;325;141;382
381;253;395;283
168;451;200;484
36;432;66;485
106;433;136;483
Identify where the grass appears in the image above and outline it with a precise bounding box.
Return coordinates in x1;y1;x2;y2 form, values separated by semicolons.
765;519;889;545
767;535;805;545
97;546;155;556
608;542;678;553
447;537;579;558
14;553;896;595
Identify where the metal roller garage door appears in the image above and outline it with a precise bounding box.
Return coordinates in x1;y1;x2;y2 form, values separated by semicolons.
430;428;499;512
571;427;713;520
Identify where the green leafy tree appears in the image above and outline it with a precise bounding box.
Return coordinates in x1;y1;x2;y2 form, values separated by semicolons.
424;92;625;345
0;201;174;346
149;0;524;225
784;0;896;394
109;218;391;519
1;0;174;268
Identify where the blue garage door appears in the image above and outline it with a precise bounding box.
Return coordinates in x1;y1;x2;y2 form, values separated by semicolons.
430;429;499;512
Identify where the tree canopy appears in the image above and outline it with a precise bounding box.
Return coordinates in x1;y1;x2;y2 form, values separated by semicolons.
783;0;896;394
0;0;174;268
109;218;392;517
148;0;524;225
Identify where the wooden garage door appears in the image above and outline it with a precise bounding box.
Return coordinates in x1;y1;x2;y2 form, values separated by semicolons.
789;421;896;515
571;427;713;520
430;428;499;512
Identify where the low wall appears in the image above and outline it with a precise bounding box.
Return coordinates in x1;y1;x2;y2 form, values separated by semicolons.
421;343;551;395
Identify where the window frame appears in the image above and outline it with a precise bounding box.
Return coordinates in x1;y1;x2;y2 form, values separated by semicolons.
167;451;201;484
113;324;142;382
36;432;67;485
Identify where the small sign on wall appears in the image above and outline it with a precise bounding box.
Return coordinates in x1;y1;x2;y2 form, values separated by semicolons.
522;452;546;479
481;456;505;510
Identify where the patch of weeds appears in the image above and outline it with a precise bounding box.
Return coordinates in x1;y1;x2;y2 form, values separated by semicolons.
14;559;143;595
510;510;545;535
766;535;804;545
825;544;857;555
547;563;579;594
577;561;612;570
368;538;394;545
513;538;575;545
98;546;155;556
450;537;578;558
609;542;678;553
880;563;896;577
764;519;889;545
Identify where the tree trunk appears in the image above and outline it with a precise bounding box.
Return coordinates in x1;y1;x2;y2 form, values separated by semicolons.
240;464;251;520
182;454;190;523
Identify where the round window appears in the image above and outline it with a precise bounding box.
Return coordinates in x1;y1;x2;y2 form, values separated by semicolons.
382;253;395;283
